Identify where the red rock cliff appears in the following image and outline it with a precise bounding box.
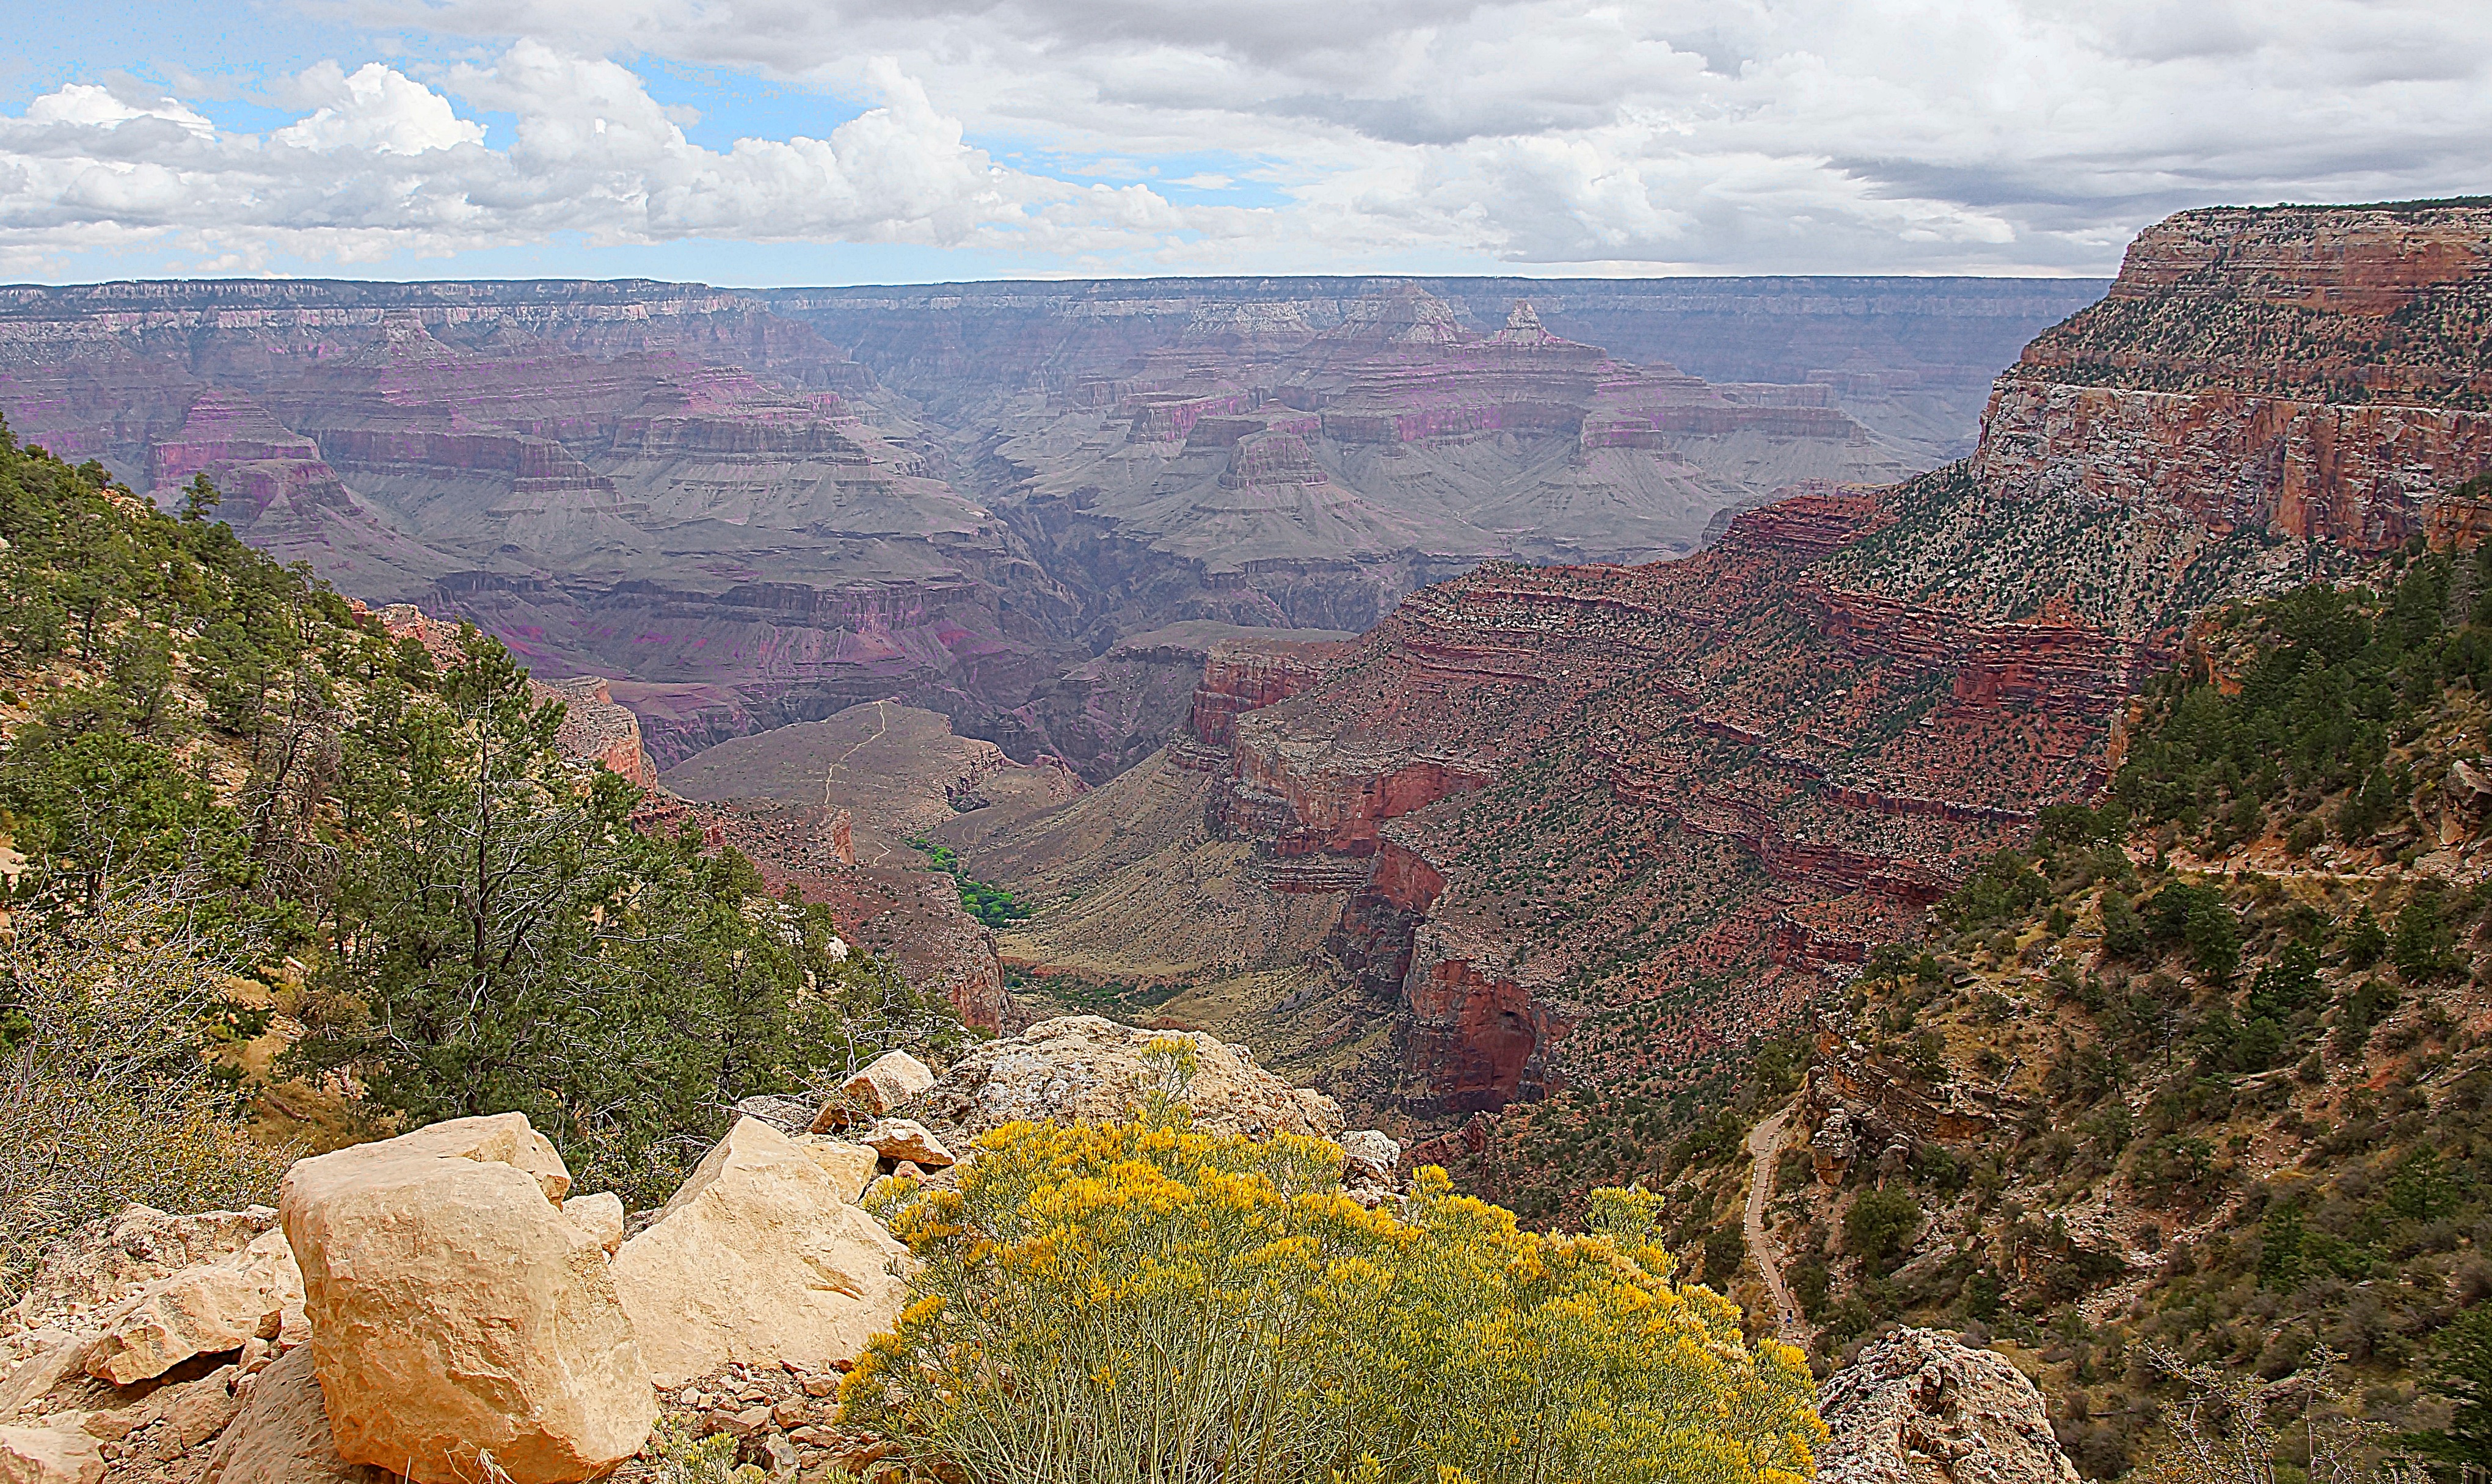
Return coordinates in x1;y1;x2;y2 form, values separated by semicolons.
1981;203;2492;553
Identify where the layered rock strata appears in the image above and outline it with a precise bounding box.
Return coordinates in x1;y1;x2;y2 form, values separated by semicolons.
957;205;2492;1127
1963;204;2492;597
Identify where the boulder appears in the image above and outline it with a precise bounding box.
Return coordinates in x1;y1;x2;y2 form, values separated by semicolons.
1818;1328;2082;1484
372;1113;571;1202
148;1366;244;1454
197;1347;385;1484
610;1118;911;1388
561;1195;626;1256
840;1053;935;1119
857;1121;953;1170
8;1207;279;1333
1340;1130;1401;1184
84;1229;302;1385
280;1113;654;1484
0;1425;104;1484
918;1017;1346;1141
0;1339;89;1422
789;1138;879;1204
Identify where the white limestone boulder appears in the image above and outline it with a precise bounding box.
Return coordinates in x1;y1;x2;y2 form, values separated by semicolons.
610;1118;911;1388
279;1113;654;1484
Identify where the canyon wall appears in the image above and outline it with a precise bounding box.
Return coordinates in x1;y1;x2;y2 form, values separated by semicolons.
1975;203;2492;559
0;275;2083;784
958;202;2492;1126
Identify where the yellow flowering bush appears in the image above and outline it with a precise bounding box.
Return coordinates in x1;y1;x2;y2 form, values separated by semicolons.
839;1117;1822;1484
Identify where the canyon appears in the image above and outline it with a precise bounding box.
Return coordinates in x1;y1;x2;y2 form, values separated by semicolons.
0;274;2100;777
942;202;2492;1137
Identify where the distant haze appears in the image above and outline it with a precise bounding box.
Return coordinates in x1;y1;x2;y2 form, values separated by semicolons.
2;1;2485;283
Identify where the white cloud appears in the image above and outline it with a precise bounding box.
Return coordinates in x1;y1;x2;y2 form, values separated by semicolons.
3;0;2488;276
274;63;485;155
0;43;1214;273
24;84;214;137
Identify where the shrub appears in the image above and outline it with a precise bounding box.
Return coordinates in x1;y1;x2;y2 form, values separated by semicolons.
2394;888;2459;981
2341;907;2389;970
844;1119;1823;1484
0;877;291;1297
1843;1187;1923;1277
1942;851;2047;930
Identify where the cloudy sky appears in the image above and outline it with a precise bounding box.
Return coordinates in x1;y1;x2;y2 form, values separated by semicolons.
2;0;2484;284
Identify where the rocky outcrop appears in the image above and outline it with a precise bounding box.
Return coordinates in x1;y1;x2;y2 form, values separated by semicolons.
532;676;657;791
1186;637;1347;750
82;1229;301;1386
832;1052;936;1121
1979;203;2492;557
278;1113;654;1484
0;1424;104;1484
918;1016;1346;1141
789;1138;880;1204
5;1207;283;1336
1974;380;2492;553
1817;1328;2081;1484
856;1120;954;1169
1400;924;1574;1113
609;1118;911;1390
1800;1034;2028;1184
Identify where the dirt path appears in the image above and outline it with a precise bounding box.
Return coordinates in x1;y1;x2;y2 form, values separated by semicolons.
1744;1104;1807;1344
823;701;896;865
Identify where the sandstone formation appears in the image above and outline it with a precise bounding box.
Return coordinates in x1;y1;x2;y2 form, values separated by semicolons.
972;291;1918;642
1011;622;1353;784
837;1052;935;1119
7;1209;283;1331
949;204;2492;1136
560;1195;627;1257
0;276;2100;1044
0;1424;104;1484
197;1347;382;1484
0;275;2095;792
82;1229;301;1386
789;1138;881;1204
608;1118;912;1389
1888;203;2492;637
918;1016;1347;1141
1816;1328;2081;1484
278;1113;654;1484
854;1121;953;1169
772;276;2104;468
965;487;2086;1115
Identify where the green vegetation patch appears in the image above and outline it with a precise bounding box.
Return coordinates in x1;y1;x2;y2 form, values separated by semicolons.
909;835;1032;926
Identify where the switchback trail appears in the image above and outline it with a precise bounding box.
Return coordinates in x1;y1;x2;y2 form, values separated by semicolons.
1744;1104;1807;1344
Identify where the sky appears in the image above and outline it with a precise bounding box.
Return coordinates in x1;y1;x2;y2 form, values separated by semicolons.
0;0;2485;286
